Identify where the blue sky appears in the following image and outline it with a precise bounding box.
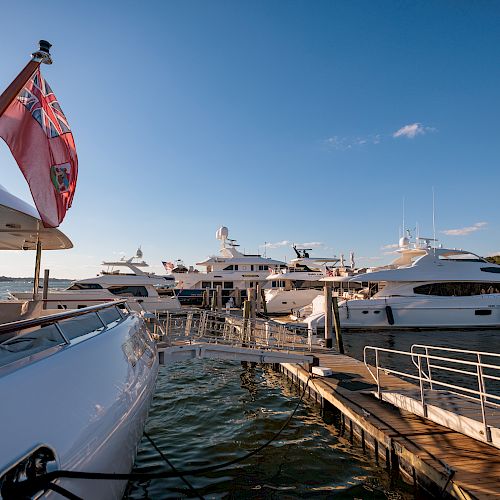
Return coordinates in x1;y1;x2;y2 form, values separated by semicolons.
1;0;499;278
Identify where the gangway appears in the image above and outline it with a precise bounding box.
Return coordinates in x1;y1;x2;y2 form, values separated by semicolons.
150;309;316;366
364;344;500;448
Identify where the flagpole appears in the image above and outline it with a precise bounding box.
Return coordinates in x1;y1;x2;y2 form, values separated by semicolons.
0;40;52;118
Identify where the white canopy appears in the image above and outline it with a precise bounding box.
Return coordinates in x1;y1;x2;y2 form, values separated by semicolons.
0;184;72;250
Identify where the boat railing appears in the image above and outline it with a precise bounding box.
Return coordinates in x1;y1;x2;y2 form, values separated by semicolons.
363;344;500;443
158;309;310;352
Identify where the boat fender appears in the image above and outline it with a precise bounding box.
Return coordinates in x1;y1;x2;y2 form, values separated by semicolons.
385;305;395;325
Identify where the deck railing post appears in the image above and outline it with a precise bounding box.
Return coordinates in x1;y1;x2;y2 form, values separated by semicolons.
417;355;427;418
425;346;434;390
477;353;491;442
375;349;381;400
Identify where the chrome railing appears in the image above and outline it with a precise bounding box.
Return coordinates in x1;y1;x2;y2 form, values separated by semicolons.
157;309;310;352
364;344;500;444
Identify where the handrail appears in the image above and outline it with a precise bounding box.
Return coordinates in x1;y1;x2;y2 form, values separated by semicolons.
363;344;500;443
0;300;128;335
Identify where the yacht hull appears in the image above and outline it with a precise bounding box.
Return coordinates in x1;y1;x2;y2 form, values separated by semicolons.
306;295;500;330
265;289;323;315
0;313;158;499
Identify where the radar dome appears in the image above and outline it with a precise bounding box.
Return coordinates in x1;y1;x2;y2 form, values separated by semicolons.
216;226;229;240
399;236;410;248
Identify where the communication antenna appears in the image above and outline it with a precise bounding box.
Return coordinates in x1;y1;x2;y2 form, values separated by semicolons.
402;196;405;235
432;187;436;249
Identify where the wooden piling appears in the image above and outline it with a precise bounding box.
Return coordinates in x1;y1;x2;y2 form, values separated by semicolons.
260;287;268;315
332;296;344;354
42;269;49;310
324;283;333;348
216;285;222;311
234;288;242;308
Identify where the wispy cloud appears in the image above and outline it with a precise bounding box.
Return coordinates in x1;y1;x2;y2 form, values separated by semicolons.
324;134;381;151
324;122;436;151
441;222;487;236
393;123;436;139
263;240;324;249
381;243;399;250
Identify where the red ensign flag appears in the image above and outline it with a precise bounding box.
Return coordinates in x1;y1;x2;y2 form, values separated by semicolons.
0;68;78;227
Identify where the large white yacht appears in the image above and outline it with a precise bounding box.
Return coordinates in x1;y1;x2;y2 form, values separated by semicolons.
12;249;181;314
305;235;500;331
165;227;285;304
0;185;158;499
264;246;342;314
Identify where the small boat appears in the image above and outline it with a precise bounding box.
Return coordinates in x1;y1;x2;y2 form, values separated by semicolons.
0;186;158;499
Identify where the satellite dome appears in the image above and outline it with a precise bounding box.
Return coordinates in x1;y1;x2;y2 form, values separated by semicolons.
216;226;229;240
399;236;410;248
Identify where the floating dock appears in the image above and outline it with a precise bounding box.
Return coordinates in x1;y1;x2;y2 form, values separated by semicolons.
280;350;500;499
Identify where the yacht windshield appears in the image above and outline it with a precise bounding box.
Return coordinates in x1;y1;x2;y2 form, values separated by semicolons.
438;252;486;262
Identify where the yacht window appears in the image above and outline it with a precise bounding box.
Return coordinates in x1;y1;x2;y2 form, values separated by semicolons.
223;282;233;289
108;285;148;297
97;306;122;325
234;265;239;271
0;323;66;368
201;281;211;289
481;267;500;274
68;283;103;290
223;265;234;271
59;312;105;340
438;253;486;262
213;282;223;288
250;265;254;271
475;310;492;315
413;282;500;296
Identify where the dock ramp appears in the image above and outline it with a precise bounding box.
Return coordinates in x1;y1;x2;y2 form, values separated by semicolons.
364;344;500;449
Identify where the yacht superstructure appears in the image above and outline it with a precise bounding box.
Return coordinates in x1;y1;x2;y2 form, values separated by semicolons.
305;236;500;331
264;246;342;314
165;227;284;304
12;249;180;314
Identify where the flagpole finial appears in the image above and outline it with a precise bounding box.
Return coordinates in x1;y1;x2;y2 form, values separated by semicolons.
32;40;53;65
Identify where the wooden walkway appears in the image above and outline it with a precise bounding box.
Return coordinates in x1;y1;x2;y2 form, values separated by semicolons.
280;350;500;499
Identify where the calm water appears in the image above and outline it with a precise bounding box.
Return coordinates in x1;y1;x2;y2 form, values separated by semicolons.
0;280;72;299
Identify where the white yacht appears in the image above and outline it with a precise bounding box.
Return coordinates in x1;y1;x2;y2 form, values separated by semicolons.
0;185;158;499
12;249;181;314
305;236;500;331
165;227;285;305
264;246;342;315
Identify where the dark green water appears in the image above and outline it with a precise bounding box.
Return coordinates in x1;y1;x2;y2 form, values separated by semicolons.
125;359;407;499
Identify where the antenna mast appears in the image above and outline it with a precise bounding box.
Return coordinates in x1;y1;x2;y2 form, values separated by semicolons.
432;187;436;250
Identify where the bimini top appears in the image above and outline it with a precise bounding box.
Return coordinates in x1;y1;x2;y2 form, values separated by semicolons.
0;184;72;250
351;248;500;283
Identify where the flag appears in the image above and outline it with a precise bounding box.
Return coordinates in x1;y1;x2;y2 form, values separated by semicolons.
162;261;174;272
0;68;78;227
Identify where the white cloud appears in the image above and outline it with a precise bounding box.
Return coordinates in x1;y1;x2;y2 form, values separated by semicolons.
324;134;381;151
264;240;324;249
393;123;436;139
381;243;399;250
441;222;487;236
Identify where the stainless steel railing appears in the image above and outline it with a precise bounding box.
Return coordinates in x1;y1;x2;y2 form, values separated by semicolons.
363;344;500;444
157;309;310;352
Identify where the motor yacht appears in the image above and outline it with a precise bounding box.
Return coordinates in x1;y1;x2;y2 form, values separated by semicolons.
165;226;285;305
305;235;500;331
264;246;342;315
11;249;181;314
0;185;158;499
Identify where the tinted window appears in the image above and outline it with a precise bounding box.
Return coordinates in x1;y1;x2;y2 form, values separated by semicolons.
414;282;500;296
68;283;103;290
108;286;148;297
59;312;104;341
201;281;211;289
97;306;122;325
223;265;234;271
223;282;233;289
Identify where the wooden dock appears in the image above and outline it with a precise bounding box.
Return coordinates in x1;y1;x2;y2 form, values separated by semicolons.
280;350;500;499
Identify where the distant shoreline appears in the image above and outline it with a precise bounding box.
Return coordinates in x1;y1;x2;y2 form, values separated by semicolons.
0;276;73;282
